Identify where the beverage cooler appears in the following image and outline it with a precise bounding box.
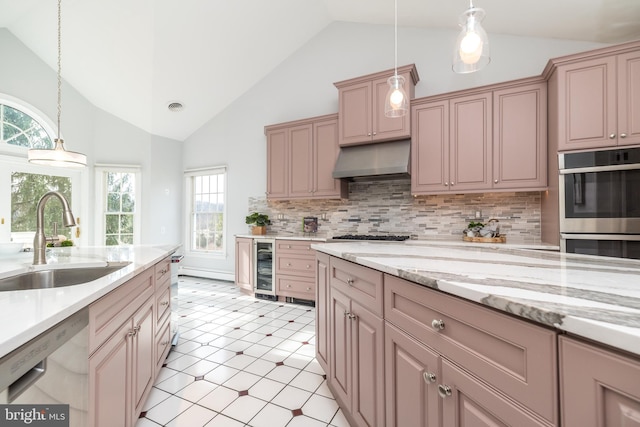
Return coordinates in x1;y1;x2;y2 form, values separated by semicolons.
254;239;275;296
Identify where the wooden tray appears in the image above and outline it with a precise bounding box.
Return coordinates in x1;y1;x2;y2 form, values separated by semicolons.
463;235;506;243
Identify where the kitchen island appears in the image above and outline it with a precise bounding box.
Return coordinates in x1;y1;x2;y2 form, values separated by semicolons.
0;244;178;359
312;241;640;427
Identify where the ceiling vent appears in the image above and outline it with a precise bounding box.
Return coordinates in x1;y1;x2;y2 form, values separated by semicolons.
167;102;184;112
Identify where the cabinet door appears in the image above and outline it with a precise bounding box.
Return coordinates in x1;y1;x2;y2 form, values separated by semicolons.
329;287;352;411
385;323;440;427
131;298;155;425
351;300;385;427
493;83;547;190
89;320;131;427
557;56;617;151
316;252;330;373
313;118;343;198
288;124;314;198
618;50;640;147
235;237;253;293
266;128;288;199
449;93;493;192
560;336;640;427
338;81;373;146
411;100;450;194
372;75;411;142
441;359;551;427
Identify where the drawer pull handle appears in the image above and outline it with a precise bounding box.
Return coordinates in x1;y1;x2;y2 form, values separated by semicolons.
161;340;170;346
134;325;141;332
287;245;291;249
344;310;349;317
346;278;354;285
287;263;292;267
306;265;310;269
431;319;445;331
438;384;452;398
348;313;356;320
609;133;616;139
286;284;292;288
621;133;628;138
306;287;311;291
127;329;137;337
160;301;169;307
423;372;437;384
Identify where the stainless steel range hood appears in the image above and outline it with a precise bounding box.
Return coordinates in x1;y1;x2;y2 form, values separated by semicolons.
332;139;410;179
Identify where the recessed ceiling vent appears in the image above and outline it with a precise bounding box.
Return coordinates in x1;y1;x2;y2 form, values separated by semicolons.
167;102;184;112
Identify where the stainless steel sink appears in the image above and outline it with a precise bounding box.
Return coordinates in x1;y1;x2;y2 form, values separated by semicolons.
0;263;131;292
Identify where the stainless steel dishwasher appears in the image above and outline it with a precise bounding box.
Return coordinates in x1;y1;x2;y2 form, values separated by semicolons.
0;308;89;427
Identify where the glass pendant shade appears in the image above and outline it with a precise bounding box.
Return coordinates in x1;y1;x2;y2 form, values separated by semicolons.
453;6;490;73
28;138;87;168
385;75;409;118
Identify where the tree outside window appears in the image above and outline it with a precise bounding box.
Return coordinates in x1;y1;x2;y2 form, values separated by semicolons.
190;172;225;253
105;172;136;245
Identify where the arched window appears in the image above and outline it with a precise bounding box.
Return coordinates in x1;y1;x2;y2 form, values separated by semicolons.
1;100;54;149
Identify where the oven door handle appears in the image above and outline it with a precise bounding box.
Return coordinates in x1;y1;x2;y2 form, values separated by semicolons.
561;233;640;241
560;163;640;174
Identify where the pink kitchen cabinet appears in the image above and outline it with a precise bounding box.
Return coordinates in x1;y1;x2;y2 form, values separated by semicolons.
548;43;640;151
265;114;346;200
411;78;547;196
335;64;419;146
560;336;640;427
234;237;254;294
315;252;330;374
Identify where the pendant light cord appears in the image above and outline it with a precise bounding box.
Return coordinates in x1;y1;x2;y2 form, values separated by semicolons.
394;0;398;77
57;0;62;138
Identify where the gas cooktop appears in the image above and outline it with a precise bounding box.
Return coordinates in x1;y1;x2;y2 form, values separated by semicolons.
331;234;410;241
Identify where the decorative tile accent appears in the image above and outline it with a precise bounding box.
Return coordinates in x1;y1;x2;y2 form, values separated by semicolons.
292;409;303;417
239;390;249;396
249;178;543;240
236;351;244;355
195;376;204;381
275;361;284;366
139;411;147;418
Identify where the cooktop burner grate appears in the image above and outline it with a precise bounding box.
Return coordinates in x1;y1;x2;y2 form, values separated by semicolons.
332;234;410;241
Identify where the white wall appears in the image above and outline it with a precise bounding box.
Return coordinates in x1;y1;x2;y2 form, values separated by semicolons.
182;21;606;277
0;29;183;246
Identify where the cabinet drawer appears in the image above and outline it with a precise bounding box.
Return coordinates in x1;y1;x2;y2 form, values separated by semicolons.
156;284;171;327
276;239;315;254
276;254;316;277
155;256;171;285
330;257;383;316
155;317;171;372
384;274;557;423
277;275;316;300
89;268;154;355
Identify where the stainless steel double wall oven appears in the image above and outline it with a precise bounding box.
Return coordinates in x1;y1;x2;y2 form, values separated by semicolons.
560;147;640;259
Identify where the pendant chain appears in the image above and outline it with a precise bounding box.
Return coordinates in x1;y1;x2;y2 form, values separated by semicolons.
57;0;62;138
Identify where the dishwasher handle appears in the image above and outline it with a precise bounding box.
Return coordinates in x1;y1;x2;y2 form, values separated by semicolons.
8;359;47;403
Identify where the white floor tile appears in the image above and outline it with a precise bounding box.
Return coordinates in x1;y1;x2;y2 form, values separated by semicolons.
284;354;313;370
174;380;218;403
204;365;239;385
145;395;193;425
265;364;301;384
249;402;293;427
220;395;266;424
270;385;312;410
286;415;328;427
182;359;219;377
205;348;236;364
242;343;272;359
330;408;351;427
166;354;201;371
224;354;256;370
165;404;216;427
143;387;172;411
302;394;339;423
155;366;179;383
204;414;245;427
135;417;162;427
198;386;239;412
314;380;334;399
223;371;262;391
248;377;286;401
289;370;325;393
244;359;276;377
155;371;195;394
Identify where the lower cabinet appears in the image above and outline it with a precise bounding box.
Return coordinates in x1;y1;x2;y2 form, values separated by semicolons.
235;237;254;294
315;252;330;374
89;258;171;427
559;336;640;427
275;239;316;300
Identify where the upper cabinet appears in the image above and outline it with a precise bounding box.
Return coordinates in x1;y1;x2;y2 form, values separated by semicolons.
265;114;347;201
545;41;640;151
411;79;547;196
334;64;419;146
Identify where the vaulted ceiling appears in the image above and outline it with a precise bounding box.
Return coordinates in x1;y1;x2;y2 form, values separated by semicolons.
1;0;639;141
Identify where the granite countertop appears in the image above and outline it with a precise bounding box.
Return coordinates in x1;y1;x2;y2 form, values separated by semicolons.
0;244;179;358
311;241;640;357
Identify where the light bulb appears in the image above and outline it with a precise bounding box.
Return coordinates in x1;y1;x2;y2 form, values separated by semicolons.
389;89;404;109
460;30;483;64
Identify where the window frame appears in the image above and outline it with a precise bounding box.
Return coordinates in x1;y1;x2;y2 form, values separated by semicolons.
94;164;142;246
184;166;228;258
0;93;56;155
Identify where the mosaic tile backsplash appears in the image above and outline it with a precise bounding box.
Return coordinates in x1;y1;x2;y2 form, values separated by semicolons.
248;178;542;241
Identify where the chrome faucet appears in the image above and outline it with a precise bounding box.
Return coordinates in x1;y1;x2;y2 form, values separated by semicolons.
33;191;76;265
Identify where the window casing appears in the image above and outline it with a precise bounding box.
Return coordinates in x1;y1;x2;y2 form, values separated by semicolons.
185;166;227;256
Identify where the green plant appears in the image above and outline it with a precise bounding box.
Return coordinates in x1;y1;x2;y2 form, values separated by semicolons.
60;240;73;247
467;221;485;229
245;212;270;227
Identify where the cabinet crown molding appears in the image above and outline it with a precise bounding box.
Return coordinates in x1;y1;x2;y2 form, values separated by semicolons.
333;63;419;89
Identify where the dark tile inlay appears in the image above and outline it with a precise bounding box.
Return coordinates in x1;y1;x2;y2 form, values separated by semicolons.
275;361;284;366
139;411;147;418
195;375;204;381
162;363;168;368
238;390;249;396
322;374;327;380
302;341;309;345
234;327;241;330
288;320;294;323
266;333;272;337
291;409;303;417
236;351;244;355
259;315;265;317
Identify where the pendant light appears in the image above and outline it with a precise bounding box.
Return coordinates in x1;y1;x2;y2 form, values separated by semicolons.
28;0;86;168
384;0;409;118
452;0;490;74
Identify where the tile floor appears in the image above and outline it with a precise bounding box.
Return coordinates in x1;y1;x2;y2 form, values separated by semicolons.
135;276;351;427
